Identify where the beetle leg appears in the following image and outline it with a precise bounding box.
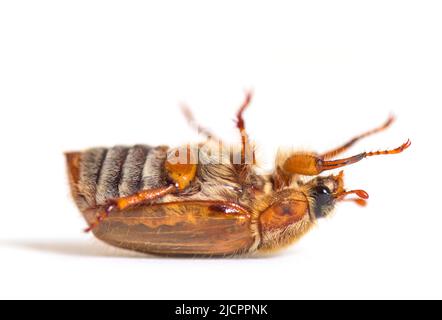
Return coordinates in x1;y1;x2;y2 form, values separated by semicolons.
235;90;255;165
282;140;411;176
181;91;255;165
322;115;395;159
165;147;199;191
85;184;177;232
180;103;224;144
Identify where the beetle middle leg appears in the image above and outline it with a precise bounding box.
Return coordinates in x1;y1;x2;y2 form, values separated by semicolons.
235;90;255;165
322;115;395;159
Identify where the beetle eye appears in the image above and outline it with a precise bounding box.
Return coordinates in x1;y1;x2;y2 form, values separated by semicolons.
312;185;333;219
314;185;331;196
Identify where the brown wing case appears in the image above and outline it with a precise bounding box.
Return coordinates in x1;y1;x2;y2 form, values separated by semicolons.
66;151;255;256
89;202;254;256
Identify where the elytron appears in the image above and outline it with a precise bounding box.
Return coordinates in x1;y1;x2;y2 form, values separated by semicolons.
66;92;410;256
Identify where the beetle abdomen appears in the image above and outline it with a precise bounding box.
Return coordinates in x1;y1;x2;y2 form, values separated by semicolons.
69;145;170;209
65;147;260;256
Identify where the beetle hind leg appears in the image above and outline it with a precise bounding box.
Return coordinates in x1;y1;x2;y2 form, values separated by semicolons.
85;185;178;232
180;103;224;144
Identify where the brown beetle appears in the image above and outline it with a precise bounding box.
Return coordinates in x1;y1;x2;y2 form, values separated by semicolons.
66;92;410;256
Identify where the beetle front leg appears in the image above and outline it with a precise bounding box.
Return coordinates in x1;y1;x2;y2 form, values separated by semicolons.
282;140;411;176
322;115;395;159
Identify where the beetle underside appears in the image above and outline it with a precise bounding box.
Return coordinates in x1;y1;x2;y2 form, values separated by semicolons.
66;92;410;256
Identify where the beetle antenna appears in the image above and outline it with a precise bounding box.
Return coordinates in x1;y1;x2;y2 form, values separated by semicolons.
338;189;369;207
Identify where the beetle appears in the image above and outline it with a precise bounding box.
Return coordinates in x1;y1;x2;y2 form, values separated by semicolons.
66;92;410;256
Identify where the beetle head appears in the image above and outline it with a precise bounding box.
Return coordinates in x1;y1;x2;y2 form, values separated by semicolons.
304;171;369;220
258;171;369;251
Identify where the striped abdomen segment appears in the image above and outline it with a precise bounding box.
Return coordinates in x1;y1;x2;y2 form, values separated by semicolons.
73;145;170;208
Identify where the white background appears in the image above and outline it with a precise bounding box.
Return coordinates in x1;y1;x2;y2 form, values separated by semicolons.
0;1;441;300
